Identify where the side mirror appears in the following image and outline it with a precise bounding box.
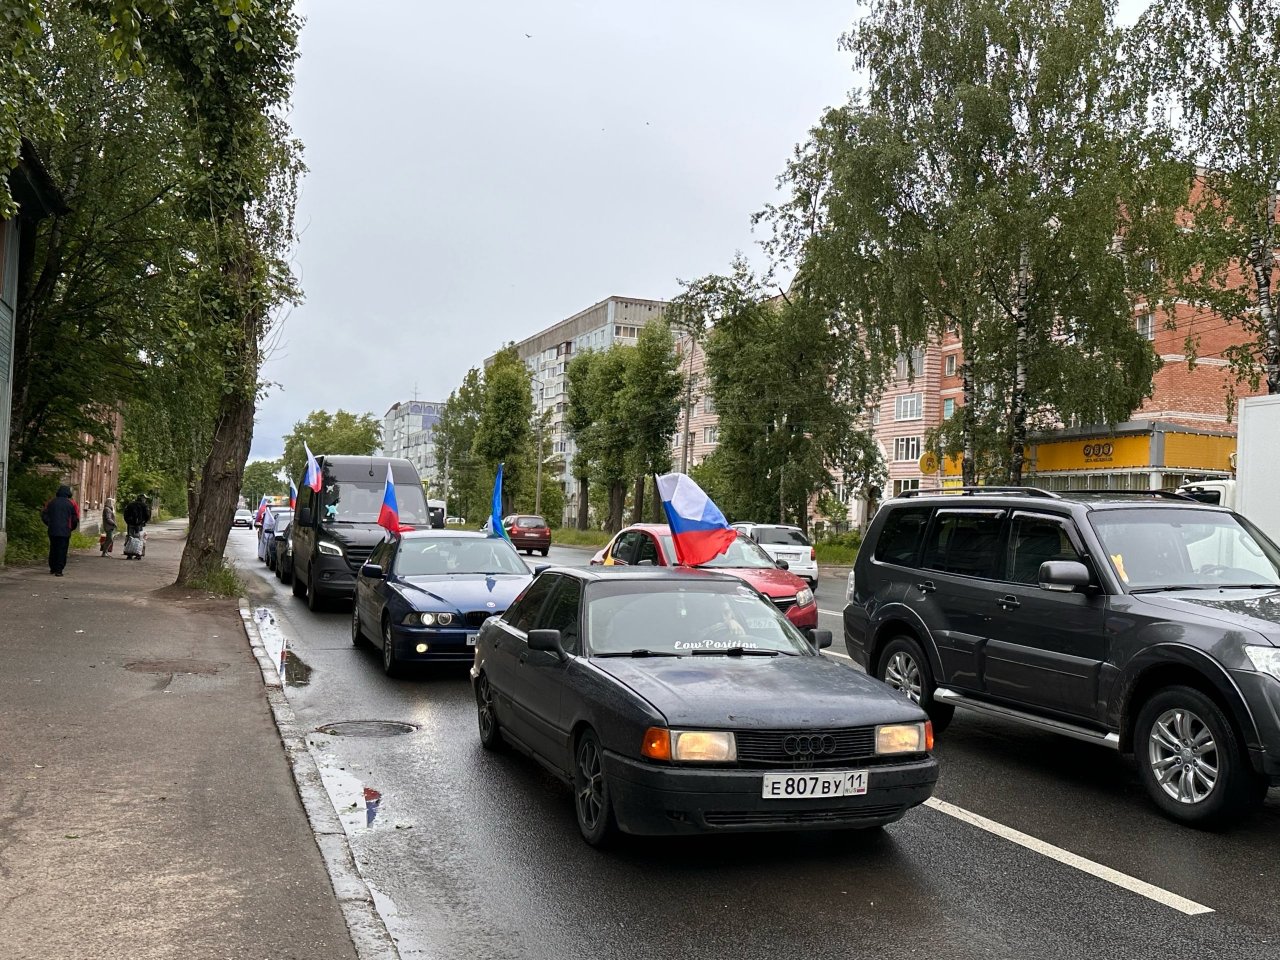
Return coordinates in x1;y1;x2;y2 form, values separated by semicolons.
297;506;312;527
806;628;833;649
1039;560;1091;593
527;628;564;657
531;563;552;575
635;558;655;566
360;563;384;580
776;559;790;571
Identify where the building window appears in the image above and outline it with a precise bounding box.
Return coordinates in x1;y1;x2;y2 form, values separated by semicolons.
702;395;715;415
1136;313;1156;341
945;354;957;377
869;406;880;426
614;324;639;339
894;393;923;421
893;436;921;462
703;425;719;445
893;478;921;496
943;398;955;419
895;348;925;382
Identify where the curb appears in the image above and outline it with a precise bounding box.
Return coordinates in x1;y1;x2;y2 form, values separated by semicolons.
237;599;401;960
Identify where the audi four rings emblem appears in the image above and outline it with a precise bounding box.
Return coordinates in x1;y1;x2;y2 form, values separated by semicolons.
783;734;838;756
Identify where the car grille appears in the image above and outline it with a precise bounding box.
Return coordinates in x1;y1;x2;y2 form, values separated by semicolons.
464;610;502;628
702;803;902;827
771;596;797;614
344;544;374;571
735;728;877;767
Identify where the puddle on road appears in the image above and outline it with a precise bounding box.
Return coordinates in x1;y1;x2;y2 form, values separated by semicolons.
254;606;311;687
307;739;387;833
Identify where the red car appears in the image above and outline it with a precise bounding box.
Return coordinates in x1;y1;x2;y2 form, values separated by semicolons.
590;523;818;630
504;514;551;556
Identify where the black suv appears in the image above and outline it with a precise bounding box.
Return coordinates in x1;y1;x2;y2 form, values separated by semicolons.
844;487;1280;826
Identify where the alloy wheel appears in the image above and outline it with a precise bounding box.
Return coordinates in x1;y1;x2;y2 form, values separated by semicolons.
477;676;496;740
576;738;605;831
884;651;923;703
1148;707;1218;804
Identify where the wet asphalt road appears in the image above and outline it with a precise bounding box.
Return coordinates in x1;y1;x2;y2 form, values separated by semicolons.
232;532;1280;960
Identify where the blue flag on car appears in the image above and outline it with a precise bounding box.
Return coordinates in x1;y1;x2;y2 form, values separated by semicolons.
488;463;508;539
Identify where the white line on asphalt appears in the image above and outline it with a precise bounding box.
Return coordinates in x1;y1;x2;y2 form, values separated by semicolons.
818;607;844;617
923;797;1214;916
823;650;853;661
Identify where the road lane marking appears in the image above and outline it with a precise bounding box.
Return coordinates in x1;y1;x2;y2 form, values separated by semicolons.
818;607;844;617
923;797;1214;916
823;650;853;661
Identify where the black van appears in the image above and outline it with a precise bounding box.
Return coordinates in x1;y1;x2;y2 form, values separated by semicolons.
291;456;432;610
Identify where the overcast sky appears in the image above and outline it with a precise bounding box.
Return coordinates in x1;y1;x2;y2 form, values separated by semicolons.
252;0;1148;462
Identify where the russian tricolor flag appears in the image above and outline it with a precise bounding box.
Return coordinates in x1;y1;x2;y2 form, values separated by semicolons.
303;442;323;494
656;472;736;566
377;462;402;536
255;494;270;525
288;479;297;510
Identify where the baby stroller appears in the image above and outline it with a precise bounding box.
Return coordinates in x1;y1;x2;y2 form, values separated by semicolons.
123;530;147;560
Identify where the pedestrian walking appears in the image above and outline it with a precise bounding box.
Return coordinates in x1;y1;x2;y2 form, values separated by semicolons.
122;494;151;560
100;497;116;556
41;485;80;576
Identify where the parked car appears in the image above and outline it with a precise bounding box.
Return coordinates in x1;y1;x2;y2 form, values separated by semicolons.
446;516;467;525
265;509;293;571
274;521;294;584
232;508;254;529
291;455;430;611
503;514;551;556
351;531;535;677
590;524;818;630
732;522;819;588
845;486;1280;826
472;566;937;845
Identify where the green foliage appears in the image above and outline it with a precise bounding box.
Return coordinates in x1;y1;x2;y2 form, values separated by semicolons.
436;367;486;522
551;527;613;548
281;411;381;484
473;347;534;514
1134;0;1280;394
2;471;61;564
240;458;284;506
185;559;244;597
816;491;848;527
815;530;863;566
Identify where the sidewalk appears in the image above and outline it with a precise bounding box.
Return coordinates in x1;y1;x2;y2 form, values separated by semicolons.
0;523;358;960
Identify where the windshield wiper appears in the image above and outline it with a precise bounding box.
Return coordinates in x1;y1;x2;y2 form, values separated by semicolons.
594;649;682;658
1130;584;1233;593
691;647;782;657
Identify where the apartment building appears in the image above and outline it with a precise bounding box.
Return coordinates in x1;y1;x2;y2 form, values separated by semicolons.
671;332;720;471
488;296;668;525
381;400;443;487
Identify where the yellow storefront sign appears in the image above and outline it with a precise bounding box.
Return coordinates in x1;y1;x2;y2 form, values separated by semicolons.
1033;435;1151;472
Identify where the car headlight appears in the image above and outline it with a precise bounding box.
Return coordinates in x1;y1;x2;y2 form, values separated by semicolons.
641;727;736;762
1243;645;1280;679
403;612;454;626
317;539;343;557
795;587;814;608
876;722;929;754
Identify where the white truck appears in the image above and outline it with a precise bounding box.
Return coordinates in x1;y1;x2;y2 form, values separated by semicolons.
1178;394;1280;543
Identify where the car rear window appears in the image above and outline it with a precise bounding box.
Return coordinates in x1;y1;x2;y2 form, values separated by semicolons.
755;528;810;546
873;507;931;566
516;516;547;528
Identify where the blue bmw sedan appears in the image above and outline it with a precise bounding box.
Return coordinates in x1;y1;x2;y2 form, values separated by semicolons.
351;531;534;676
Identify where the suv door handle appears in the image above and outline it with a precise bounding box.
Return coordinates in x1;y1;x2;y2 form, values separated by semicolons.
916;581;936;594
996;595;1021;610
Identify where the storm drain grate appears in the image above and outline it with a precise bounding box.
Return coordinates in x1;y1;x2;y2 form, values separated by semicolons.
315;720;418;738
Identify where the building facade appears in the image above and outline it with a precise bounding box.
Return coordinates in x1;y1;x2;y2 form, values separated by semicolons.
488;296;668;525
670;332;720;471
381;400;443;488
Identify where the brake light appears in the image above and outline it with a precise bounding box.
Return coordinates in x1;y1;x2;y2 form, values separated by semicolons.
810;547;815;561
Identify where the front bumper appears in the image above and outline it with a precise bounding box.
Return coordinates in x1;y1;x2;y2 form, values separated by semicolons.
602;752;938;835
390;623;479;663
1232;670;1280;783
310;555;357;598
785;603;819;630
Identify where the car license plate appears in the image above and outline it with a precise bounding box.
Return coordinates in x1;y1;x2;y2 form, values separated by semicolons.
761;770;868;799
466;633;479;646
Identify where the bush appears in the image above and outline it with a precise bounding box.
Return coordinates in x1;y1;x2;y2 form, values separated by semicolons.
815;530;863;566
4;473;62;564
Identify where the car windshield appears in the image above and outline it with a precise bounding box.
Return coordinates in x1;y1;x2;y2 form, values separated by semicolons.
395;537;529;576
322;478;429;524
584;580;811;656
754;527;810;546
695;534;780;569
1089;508;1280;591
235;510;251;517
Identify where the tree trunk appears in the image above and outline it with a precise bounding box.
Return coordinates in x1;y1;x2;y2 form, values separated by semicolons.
649;474;664;523
186;464;199;520
632;475;645;524
1006;246;1031;485
176;386;255;584
960;359;976;486
607;481;626;533
1252;193;1279;394
576;475;589;529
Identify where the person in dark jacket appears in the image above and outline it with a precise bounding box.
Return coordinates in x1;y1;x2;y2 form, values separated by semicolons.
41;485;80;576
122;494;151;538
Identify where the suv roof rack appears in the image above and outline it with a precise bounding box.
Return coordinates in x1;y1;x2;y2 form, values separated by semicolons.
1070;489;1196;501
896;486;1060;499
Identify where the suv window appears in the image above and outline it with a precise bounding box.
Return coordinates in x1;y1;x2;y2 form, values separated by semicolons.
1006;513;1083;584
922;510;1005;579
873;507;931;566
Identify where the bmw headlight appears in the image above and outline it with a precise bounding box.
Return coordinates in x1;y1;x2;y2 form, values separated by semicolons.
795;587;815;608
317;539;343;557
403;612;454;627
875;722;929;755
1243;645;1280;679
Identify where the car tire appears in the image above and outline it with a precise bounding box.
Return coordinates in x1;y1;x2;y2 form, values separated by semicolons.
541;549;549;557
475;672;503;751
1134;685;1263;826
291;568;306;598
573;729;616;847
280;561;292;586
306;574;324;612
381;617;403;678
876;635;954;735
351;603;367;647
